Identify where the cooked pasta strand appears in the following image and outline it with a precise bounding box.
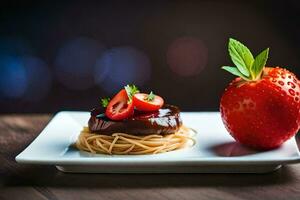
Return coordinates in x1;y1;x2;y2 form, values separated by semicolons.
75;125;195;155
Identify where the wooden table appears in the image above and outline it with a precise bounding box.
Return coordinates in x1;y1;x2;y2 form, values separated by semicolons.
1;115;300;200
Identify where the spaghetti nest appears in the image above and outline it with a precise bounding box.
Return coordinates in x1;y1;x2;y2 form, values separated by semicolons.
76;126;196;155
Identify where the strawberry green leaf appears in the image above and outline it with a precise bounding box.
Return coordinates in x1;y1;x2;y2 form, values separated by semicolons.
228;38;254;77
124;84;139;103
146;91;155;101
251;48;269;80
221;66;249;80
100;97;110;108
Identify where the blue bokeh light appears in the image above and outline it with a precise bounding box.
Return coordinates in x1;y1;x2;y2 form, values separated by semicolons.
0;55;28;98
55;37;105;90
0;56;52;101
22;56;52;101
94;46;151;93
0;37;51;102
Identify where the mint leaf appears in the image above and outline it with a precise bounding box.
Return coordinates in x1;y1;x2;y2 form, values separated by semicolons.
124;84;139;103
228;38;254;77
222;38;270;81
221;66;249;80
145;91;155;101
100;97;110;107
251;48;269;80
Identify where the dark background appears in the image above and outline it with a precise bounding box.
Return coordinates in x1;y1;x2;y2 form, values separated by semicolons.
0;0;299;113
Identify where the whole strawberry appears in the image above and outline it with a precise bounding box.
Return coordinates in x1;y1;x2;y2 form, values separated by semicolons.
220;38;300;150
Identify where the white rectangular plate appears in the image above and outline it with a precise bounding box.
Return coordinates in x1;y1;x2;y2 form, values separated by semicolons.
16;112;300;173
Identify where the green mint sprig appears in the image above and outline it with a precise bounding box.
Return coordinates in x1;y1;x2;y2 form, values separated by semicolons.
124;84;139;103
100;97;110;107
145;91;155;101
222;38;269;81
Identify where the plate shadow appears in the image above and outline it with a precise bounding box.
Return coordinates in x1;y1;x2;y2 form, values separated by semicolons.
210;141;260;157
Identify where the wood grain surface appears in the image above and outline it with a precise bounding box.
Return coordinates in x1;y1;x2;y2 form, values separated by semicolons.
1;115;300;200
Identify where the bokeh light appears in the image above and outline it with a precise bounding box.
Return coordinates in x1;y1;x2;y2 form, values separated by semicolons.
0;55;52;101
167;37;208;76
0;37;51;101
22;56;52;102
55;37;105;90
0;55;28;98
0;37;32;98
94;46;151;93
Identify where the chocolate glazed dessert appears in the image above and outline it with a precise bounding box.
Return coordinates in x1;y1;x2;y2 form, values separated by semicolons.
88;104;182;135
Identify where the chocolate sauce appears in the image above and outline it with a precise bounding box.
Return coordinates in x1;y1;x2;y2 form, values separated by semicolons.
88;104;182;135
